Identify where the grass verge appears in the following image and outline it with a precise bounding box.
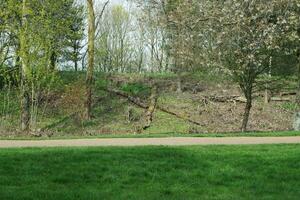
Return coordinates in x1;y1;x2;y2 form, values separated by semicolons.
0;130;300;140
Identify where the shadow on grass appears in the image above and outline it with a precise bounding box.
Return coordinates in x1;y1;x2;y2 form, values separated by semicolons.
0;145;299;200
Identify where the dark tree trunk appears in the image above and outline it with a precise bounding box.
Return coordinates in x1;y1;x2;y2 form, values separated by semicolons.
15;43;21;87
296;51;300;105
241;92;252;132
74;60;78;72
50;51;57;70
73;40;79;72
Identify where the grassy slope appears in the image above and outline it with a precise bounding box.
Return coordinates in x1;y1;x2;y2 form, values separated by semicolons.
0;145;299;199
0;71;297;136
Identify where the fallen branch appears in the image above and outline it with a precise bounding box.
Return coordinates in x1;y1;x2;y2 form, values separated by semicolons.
270;97;291;102
102;88;203;126
280;92;296;97
202;95;247;103
202;94;293;103
41;112;79;131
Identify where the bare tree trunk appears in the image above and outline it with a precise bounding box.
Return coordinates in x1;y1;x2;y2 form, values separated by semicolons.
264;89;270;104
150;43;155;72
138;52;143;73
20;0;30;132
164;54;169;72
74;60;78;72
50;51;57;70
296;51;300;105
176;74;182;93
241;92;252;132
85;0;96;120
73;41;78;71
264;56;272;104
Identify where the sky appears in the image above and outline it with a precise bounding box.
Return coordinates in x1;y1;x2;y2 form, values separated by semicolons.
78;0;131;12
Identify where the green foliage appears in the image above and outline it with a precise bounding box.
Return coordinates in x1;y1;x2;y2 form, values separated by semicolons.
121;82;150;96
272;53;298;77
0;90;19;116
59;71;85;85
280;102;299;112
0;0;299;133
190;69;231;84
95;4;134;72
0;65;19;90
95;73;109;90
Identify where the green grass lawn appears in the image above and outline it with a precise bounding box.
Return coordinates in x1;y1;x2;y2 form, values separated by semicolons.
0;145;300;199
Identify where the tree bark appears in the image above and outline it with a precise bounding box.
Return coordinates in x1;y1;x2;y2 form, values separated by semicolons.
73;41;79;71
241;94;252;132
85;0;96;120
50;51;57;70
176;74;182;93
264;56;272;104
20;0;31;132
74;60;78;72
296;51;300;105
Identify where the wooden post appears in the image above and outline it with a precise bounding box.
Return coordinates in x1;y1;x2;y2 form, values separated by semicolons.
143;81;158;130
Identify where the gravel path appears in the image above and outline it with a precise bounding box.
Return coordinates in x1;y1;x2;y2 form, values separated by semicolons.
0;136;300;148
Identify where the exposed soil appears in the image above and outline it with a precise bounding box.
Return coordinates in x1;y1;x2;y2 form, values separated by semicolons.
107;75;295;133
161;91;294;133
1;137;300;148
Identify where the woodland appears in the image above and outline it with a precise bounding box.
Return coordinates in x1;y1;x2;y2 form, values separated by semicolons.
0;0;299;136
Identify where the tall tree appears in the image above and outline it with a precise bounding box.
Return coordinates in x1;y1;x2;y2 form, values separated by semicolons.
219;0;286;131
95;4;133;72
20;0;31;131
85;0;96;120
1;0;84;131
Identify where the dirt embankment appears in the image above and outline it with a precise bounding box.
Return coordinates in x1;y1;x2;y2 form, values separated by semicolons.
106;75;295;133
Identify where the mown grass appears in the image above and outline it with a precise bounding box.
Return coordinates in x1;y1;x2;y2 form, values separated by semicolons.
0;145;299;199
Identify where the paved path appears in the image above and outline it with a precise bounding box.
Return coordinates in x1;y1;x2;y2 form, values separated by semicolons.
0;137;300;148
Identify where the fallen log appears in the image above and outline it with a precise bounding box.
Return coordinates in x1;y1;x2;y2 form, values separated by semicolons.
202;95;247;103
201;94;293;103
280;92;297;97
102;88;203;126
156;106;203;126
270;97;292;102
103;88;148;108
41;112;79;131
